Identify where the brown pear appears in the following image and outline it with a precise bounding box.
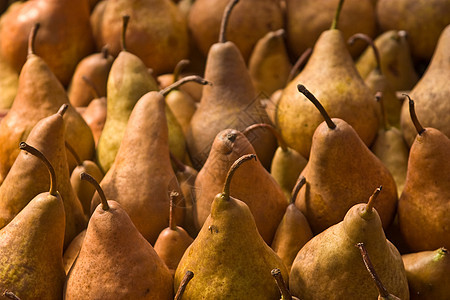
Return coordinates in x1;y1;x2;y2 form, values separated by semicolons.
91;91;184;244
80;86;107;146
65;173;174;299
398;96;450;251
294;85;397;234
187;0;276;170
63;230;86;274
194;129;287;244
0;24;95;184
0;53;19;109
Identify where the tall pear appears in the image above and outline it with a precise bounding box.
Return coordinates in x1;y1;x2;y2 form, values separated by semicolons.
175;155;289;299
0;24;95;184
186;0;276;170
0;142;65;300
277;0;379;158
91;91;184;244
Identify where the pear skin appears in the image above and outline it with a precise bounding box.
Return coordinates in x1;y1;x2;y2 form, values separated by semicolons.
0;54;18;109
63;230;86;274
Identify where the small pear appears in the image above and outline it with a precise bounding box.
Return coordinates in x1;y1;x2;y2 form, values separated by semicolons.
80;77;107;146
174;154;289;299
63;230;86;274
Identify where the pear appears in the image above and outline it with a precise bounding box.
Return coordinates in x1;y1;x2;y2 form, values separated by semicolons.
174;154;289;299
400;24;450;147
0;142;65;300
355;30;418;91
0;23;95;184
0;54;18;109
402;247;450;299
96;15;158;173
194;129;287;244
91;90;184;244
277;0;379;159
271;176;313;272
65;173;174;299
0;104;87;249
0;0;94;86
290;187;409;299
154;191;194;276
187;0;276;170
398;96;450;251
248;29;292;97
63;229;86;274
294;85;397;234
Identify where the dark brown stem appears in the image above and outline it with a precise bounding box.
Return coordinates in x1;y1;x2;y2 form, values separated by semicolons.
169;191;179;230
80;172;109;211
223;154;256;199
287;47;312;83
219;0;239;43
297;84;336;129
404;94;425;135
173;59;190;82
101;45;109;59
121;15;130;51
28;23;40;57
290;175;306;205
170;152;186;173
174;270;194;300
2;290;21;300
348;33;381;73
242;123;288;151
160;75;211;96
57;104;69;117
19;142;57;196
356;243;390;298
271;268;292;300
375;91;388;130
82;75;101;99
330;0;345;30
65;141;82;166
364;186;382;214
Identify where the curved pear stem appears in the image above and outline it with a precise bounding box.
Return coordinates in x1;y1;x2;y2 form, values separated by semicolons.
364;186;382;214
82;75;101;99
173;59;190;82
348;33;381;73
170;151;186;173
297;84;336;129
242;123;288;151
57;104;69;117
330;0;345;30
65;141;82;166
404;94;425;135
375;91;389;131
28;23;40;57
160;75;211;96
169;191;179;230
121;15;130;51
287;47;312;83
2;290;21;300
356;243;390;298
101;45;109;59
271;268;292;300
222;154;256;200
219;0;239;43
174;270;194;300
80;172;109;211
19;142;57;197
290;175;306;205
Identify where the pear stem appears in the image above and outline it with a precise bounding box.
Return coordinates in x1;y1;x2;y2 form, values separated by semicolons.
82;75;101;99
121;15;130;51
19;142;57;197
287;47;312;83
64;141;82;166
242;123;288;151
404;94;425;135
356;243;390;298
170;151;187;173
80;172;109;211
57;104;69;117
173;59;190;83
348;33;381;73
160;75;211;96
365;186;382;214
375;91;389;131
101;45;109;60
174;270;194;300
169;191;179;230
290;175;306;205
219;0;239;43
297;84;336;129
28;23;40;57
330;0;345;30
2;291;21;300
271;268;292;300
222;154;256;200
